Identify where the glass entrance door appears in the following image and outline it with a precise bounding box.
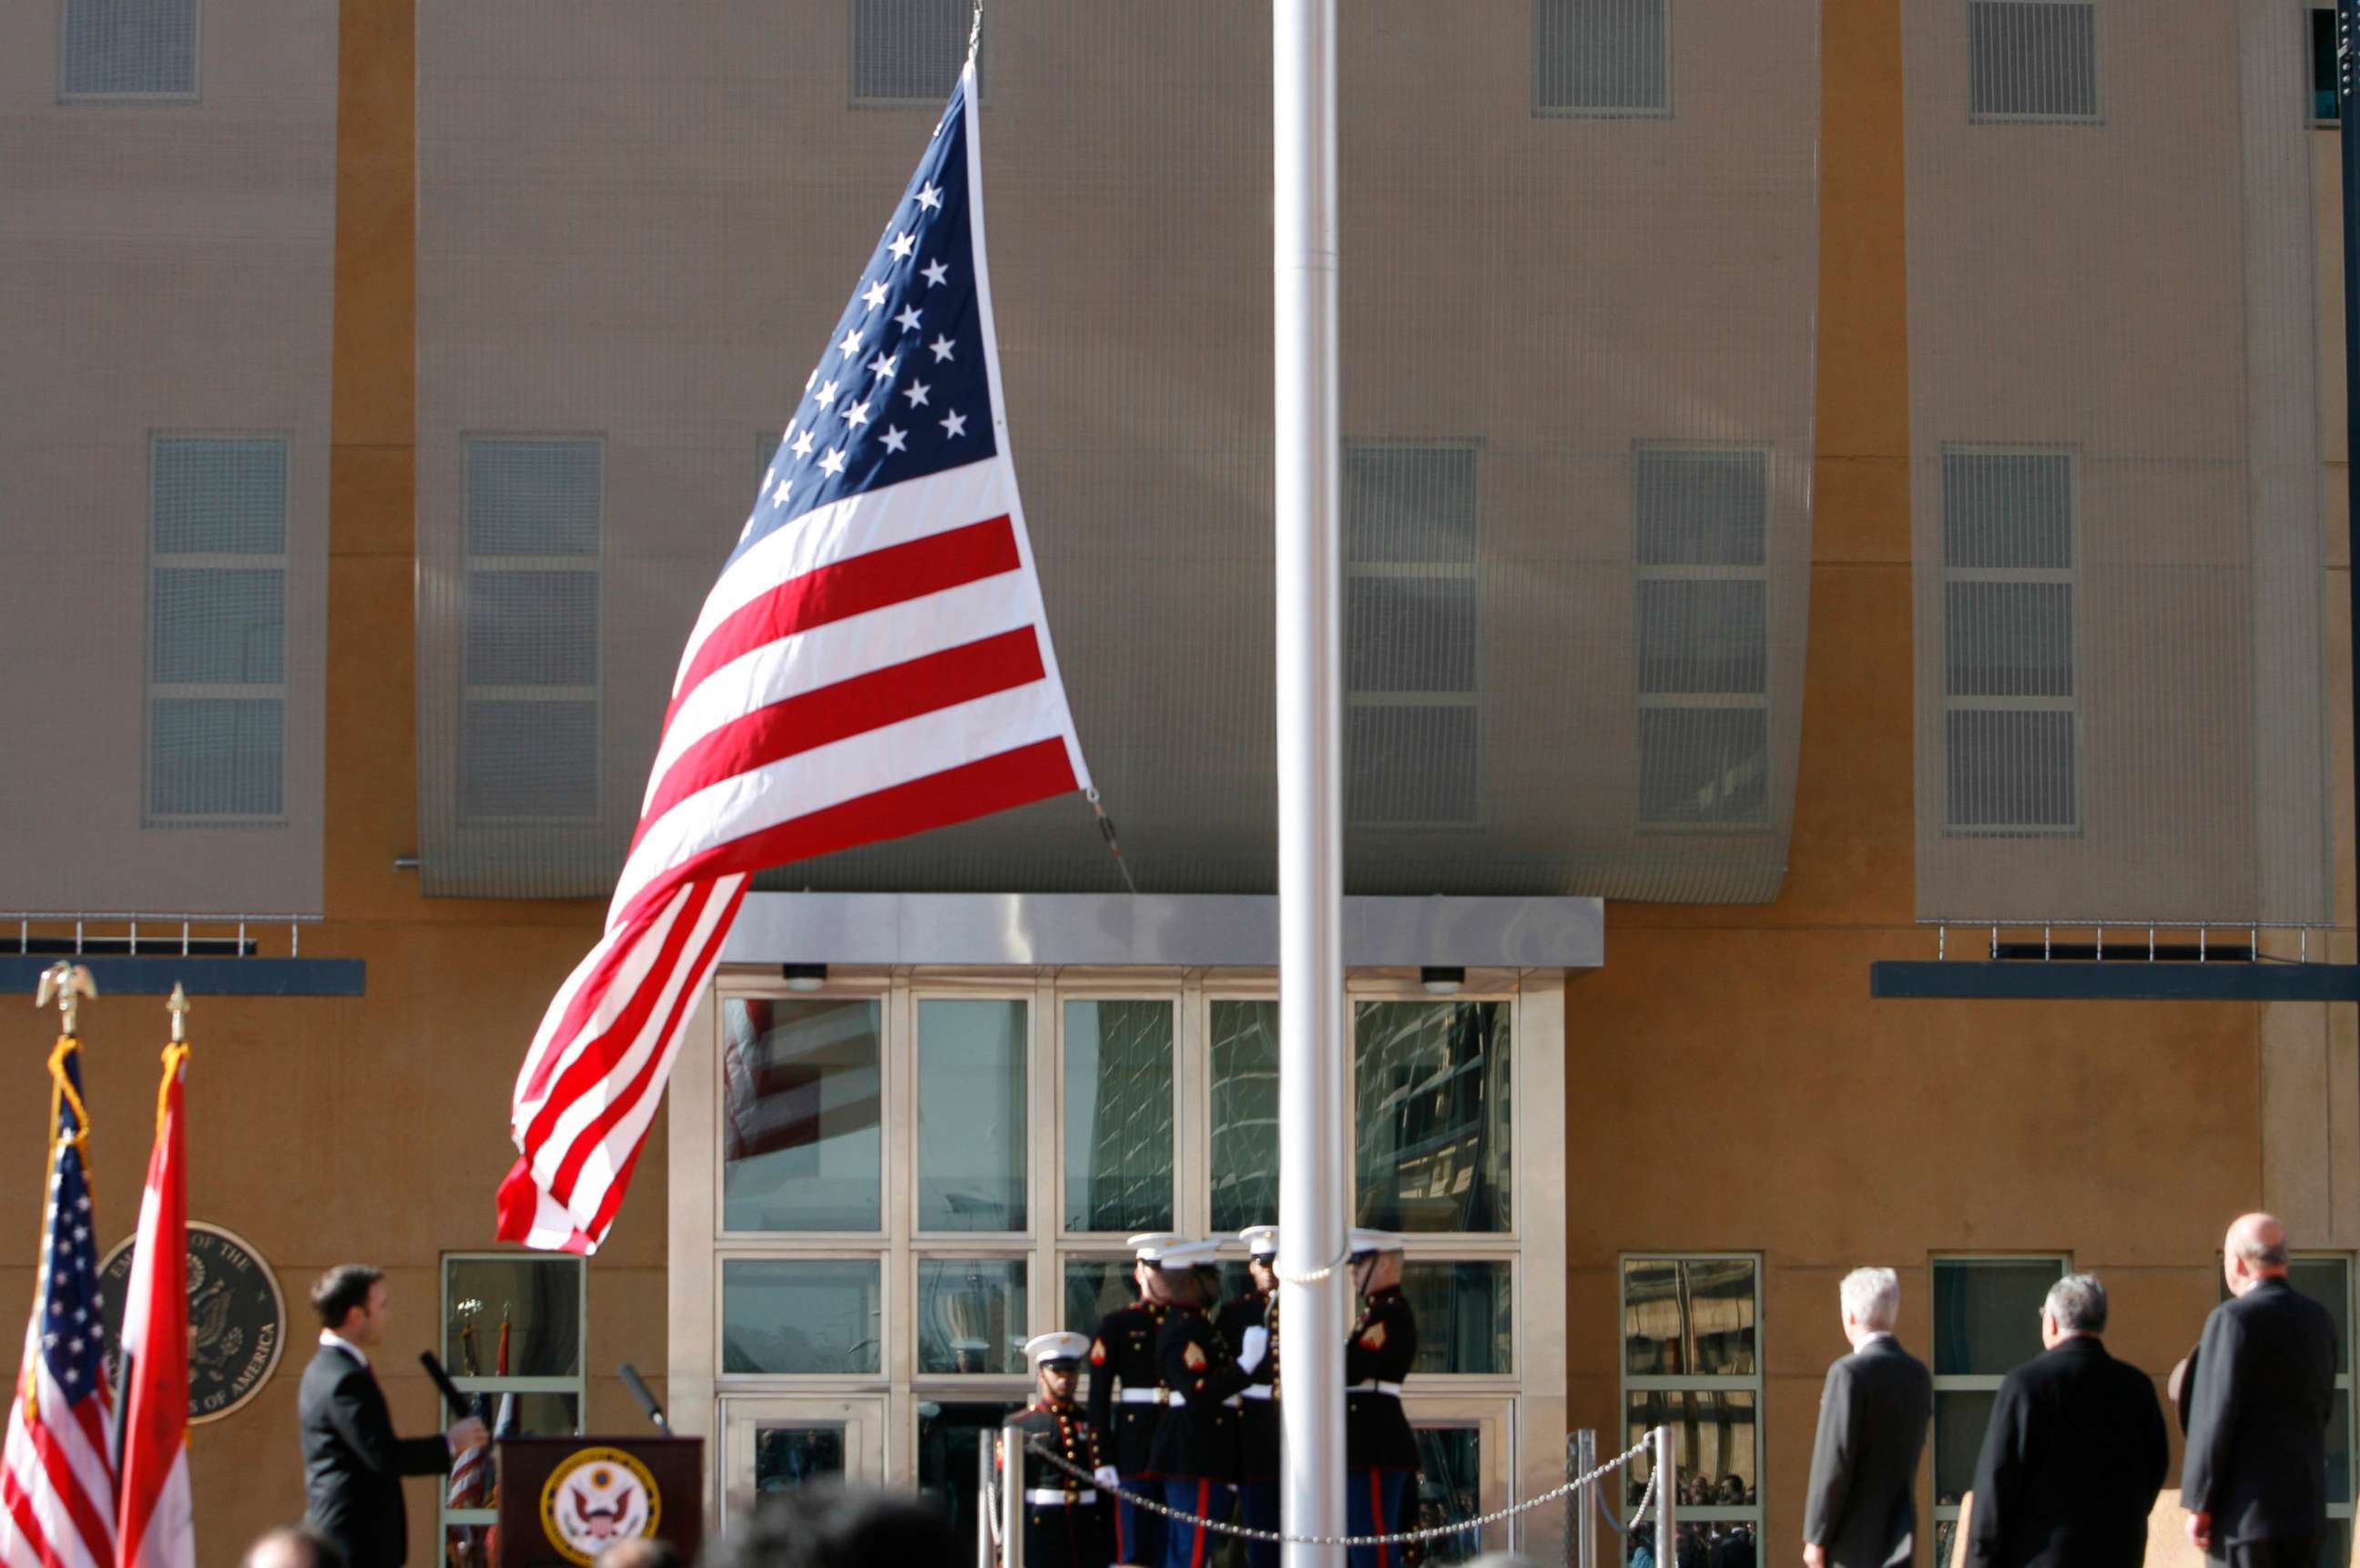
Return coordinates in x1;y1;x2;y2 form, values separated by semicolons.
719;1396;885;1525
1406;1396;1514;1562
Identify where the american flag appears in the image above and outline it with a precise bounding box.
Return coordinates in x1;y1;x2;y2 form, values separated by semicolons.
0;1041;116;1568
498;55;1089;1254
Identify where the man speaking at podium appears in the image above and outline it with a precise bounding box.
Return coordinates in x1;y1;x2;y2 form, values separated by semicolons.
298;1266;488;1568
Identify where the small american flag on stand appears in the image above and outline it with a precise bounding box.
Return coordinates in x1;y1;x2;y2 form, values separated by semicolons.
0;1032;116;1568
499;48;1091;1254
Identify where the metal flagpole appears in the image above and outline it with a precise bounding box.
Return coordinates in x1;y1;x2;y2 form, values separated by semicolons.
1274;0;1347;1563
2338;0;2360;908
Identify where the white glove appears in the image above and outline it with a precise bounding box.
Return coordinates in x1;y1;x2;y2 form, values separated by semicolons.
1238;1326;1269;1372
1094;1466;1121;1489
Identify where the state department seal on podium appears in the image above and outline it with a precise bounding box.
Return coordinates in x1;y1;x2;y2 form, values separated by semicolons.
98;1220;285;1422
541;1445;662;1564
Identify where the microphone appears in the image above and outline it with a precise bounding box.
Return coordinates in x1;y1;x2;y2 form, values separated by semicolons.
618;1362;671;1433
418;1351;470;1420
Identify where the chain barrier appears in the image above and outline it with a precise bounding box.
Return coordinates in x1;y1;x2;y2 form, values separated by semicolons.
1022;1430;1659;1549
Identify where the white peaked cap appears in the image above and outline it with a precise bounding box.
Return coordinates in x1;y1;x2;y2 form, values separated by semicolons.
1348;1228;1406;1257
1025;1331;1091;1366
1127;1231;1188;1261
1238;1226;1279;1258
1151;1238;1223;1268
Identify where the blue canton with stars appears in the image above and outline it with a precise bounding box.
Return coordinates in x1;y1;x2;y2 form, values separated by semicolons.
36;1050;104;1404
737;71;998;569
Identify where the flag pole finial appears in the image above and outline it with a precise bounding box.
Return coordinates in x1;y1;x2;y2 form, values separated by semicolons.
34;962;95;1039
166;983;190;1044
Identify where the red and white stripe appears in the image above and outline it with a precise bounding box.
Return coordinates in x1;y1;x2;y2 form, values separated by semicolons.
113;1051;192;1568
0;1337;115;1568
499;65;1088;1255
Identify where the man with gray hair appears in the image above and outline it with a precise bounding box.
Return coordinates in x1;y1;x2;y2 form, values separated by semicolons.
2182;1213;2338;1566
1961;1274;2168;1568
1801;1268;1931;1568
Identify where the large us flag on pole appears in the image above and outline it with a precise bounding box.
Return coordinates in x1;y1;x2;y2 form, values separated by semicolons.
499;53;1091;1254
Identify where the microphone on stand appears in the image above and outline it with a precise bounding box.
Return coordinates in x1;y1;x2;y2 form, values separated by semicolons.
619;1362;671;1433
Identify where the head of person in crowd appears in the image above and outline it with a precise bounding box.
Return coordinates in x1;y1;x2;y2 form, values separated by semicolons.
2223;1211;2291;1298
2040;1273;2107;1348
1349;1230;1405;1298
1151;1239;1222;1308
1717;1473;1746;1505
1027;1330;1088;1406
241;1526;348;1568
1241;1226;1279;1294
594;1541;682;1568
1128;1232;1184;1304
309;1265;389;1348
707;1485;958;1568
1836;1266;1900;1349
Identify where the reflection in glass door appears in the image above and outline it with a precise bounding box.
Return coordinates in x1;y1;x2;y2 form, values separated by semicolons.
720;1397;883;1526
1408;1399;1512;1561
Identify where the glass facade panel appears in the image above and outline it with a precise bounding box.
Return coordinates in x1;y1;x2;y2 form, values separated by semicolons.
1063;1256;1136;1338
2290;1257;2354;1371
722;1260;882;1374
723;998;884;1233
916;1258;1026;1374
919;1400;1026;1563
442;1257;583;1378
1401;1261;1513;1376
1625;1390;1759;1503
1623;1257;1758;1377
1934;1388;1998;1504
1933;1259;2060;1376
917;999;1028;1232
1411;1426;1484;1564
754;1425;848;1493
1354;1001;1511;1233
1062;999;1175;1234
1210;1001;1280;1235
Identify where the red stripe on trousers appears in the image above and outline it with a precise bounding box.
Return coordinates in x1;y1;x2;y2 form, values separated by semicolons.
634;627;1047;852
1371;1470;1389;1568
1192;1481;1211;1568
615;738;1077;931
666;515;1018;728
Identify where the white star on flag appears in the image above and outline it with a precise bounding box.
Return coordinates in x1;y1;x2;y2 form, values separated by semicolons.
791;429;816;458
905;380;931;407
895;305;923;332
922;259;950;287
869;351;899;380
916;182;943;211
888;229;917;260
861;279;889;309
941;410;968;438
930;335;956;362
845;399;872;428
880;425;909;453
819;447;848;475
838;328;864;360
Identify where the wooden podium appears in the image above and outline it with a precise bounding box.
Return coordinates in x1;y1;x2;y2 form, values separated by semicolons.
493;1435;705;1566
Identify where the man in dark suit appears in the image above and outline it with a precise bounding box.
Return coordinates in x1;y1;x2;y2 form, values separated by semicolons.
297;1265;486;1568
1963;1273;2169;1568
1802;1267;1933;1568
2182;1213;2339;1567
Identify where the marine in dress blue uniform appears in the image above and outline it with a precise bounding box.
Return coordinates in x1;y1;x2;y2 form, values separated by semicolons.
1342;1230;1419;1568
1086;1232;1185;1566
1217;1226;1283;1568
1144;1239;1266;1568
1001;1332;1120;1568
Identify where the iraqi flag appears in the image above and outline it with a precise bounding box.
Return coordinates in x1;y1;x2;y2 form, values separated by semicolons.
113;1041;191;1568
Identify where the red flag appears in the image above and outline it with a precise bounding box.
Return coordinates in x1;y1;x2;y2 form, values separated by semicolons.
114;1039;191;1568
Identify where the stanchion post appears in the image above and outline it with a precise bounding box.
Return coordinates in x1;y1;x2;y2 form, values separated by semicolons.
1653;1426;1674;1568
1571;1430;1596;1568
977;1435;994;1568
1001;1423;1025;1568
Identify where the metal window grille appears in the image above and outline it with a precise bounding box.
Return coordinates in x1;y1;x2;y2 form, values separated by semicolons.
1929;1257;2068;1567
1968;0;2100;123
1941;448;2077;834
1533;0;1671;117
60;0;197;98
147;437;287;822
851;0;980;107
1635;446;1771;830
1345;444;1480;827
460;439;602;823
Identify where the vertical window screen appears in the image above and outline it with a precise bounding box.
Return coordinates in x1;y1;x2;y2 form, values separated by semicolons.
852;0;977;107
1942;451;2076;834
1620;1256;1763;1533
1636;447;1771;830
1346;445;1480;827
461;440;601;823
61;0;197;98
1968;0;2100;122
148;438;287;821
1533;0;1671;117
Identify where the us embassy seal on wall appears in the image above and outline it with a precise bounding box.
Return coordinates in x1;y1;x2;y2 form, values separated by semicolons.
99;1221;285;1422
540;1445;661;1563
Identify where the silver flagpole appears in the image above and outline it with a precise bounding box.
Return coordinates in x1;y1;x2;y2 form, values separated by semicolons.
1274;0;1346;1563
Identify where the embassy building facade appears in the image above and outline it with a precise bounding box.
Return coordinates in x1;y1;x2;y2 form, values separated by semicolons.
5;0;2360;1563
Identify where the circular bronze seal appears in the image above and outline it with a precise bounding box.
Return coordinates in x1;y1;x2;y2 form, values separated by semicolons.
540;1444;662;1564
99;1221;286;1424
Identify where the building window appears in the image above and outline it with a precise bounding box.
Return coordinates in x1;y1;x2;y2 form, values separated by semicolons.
1533;0;1671;117
61;0;197;99
1968;0;2101;123
1620;1255;1763;1553
1061;998;1176;1235
852;0;980;107
915;997;1028;1234
148;437;287;822
461;438;601;822
438;1253;585;1551
1635;445;1771;830
1931;1255;2067;1566
2315;10;2342;124
1345;443;1480;827
1208;998;1280;1236
1355;1001;1511;1234
2217;1255;2355;1564
723;997;886;1234
1941;448;2078;834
